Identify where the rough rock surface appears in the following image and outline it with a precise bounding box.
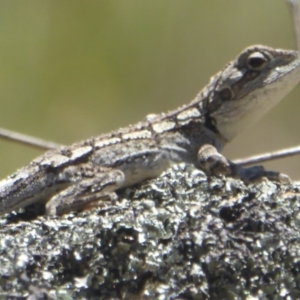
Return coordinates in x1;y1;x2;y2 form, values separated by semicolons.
1;163;300;299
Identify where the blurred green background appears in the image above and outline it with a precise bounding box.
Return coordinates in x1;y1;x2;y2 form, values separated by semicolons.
0;0;300;179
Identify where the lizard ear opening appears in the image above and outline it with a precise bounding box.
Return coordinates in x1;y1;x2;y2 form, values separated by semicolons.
247;52;269;71
219;87;234;101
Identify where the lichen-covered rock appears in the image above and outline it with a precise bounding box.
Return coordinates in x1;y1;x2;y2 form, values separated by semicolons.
1;163;300;299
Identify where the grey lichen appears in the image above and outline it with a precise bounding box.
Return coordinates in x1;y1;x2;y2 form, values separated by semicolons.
1;163;300;299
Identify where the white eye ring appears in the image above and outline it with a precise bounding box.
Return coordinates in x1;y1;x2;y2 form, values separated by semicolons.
247;52;269;70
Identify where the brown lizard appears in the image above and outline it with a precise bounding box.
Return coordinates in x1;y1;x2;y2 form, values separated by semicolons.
0;45;299;216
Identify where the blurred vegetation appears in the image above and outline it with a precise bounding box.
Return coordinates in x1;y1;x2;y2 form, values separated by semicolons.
0;1;300;178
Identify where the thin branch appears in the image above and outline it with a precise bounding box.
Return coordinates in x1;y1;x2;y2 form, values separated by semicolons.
0;128;62;151
288;0;300;50
233;145;300;166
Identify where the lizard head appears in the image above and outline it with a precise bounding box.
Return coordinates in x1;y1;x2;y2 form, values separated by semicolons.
205;45;300;141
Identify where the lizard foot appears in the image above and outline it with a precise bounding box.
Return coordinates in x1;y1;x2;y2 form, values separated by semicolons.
235;165;291;184
46;167;125;215
197;144;231;176
197;144;290;183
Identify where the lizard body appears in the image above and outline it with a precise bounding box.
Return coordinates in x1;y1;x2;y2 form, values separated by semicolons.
0;45;300;215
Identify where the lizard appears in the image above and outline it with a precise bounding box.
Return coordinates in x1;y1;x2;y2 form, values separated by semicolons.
0;45;300;216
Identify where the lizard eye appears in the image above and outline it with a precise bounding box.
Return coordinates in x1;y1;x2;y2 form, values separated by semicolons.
247;52;269;70
219;87;233;101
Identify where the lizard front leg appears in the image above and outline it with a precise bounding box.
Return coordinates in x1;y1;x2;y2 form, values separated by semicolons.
197;144;290;183
46;165;125;215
